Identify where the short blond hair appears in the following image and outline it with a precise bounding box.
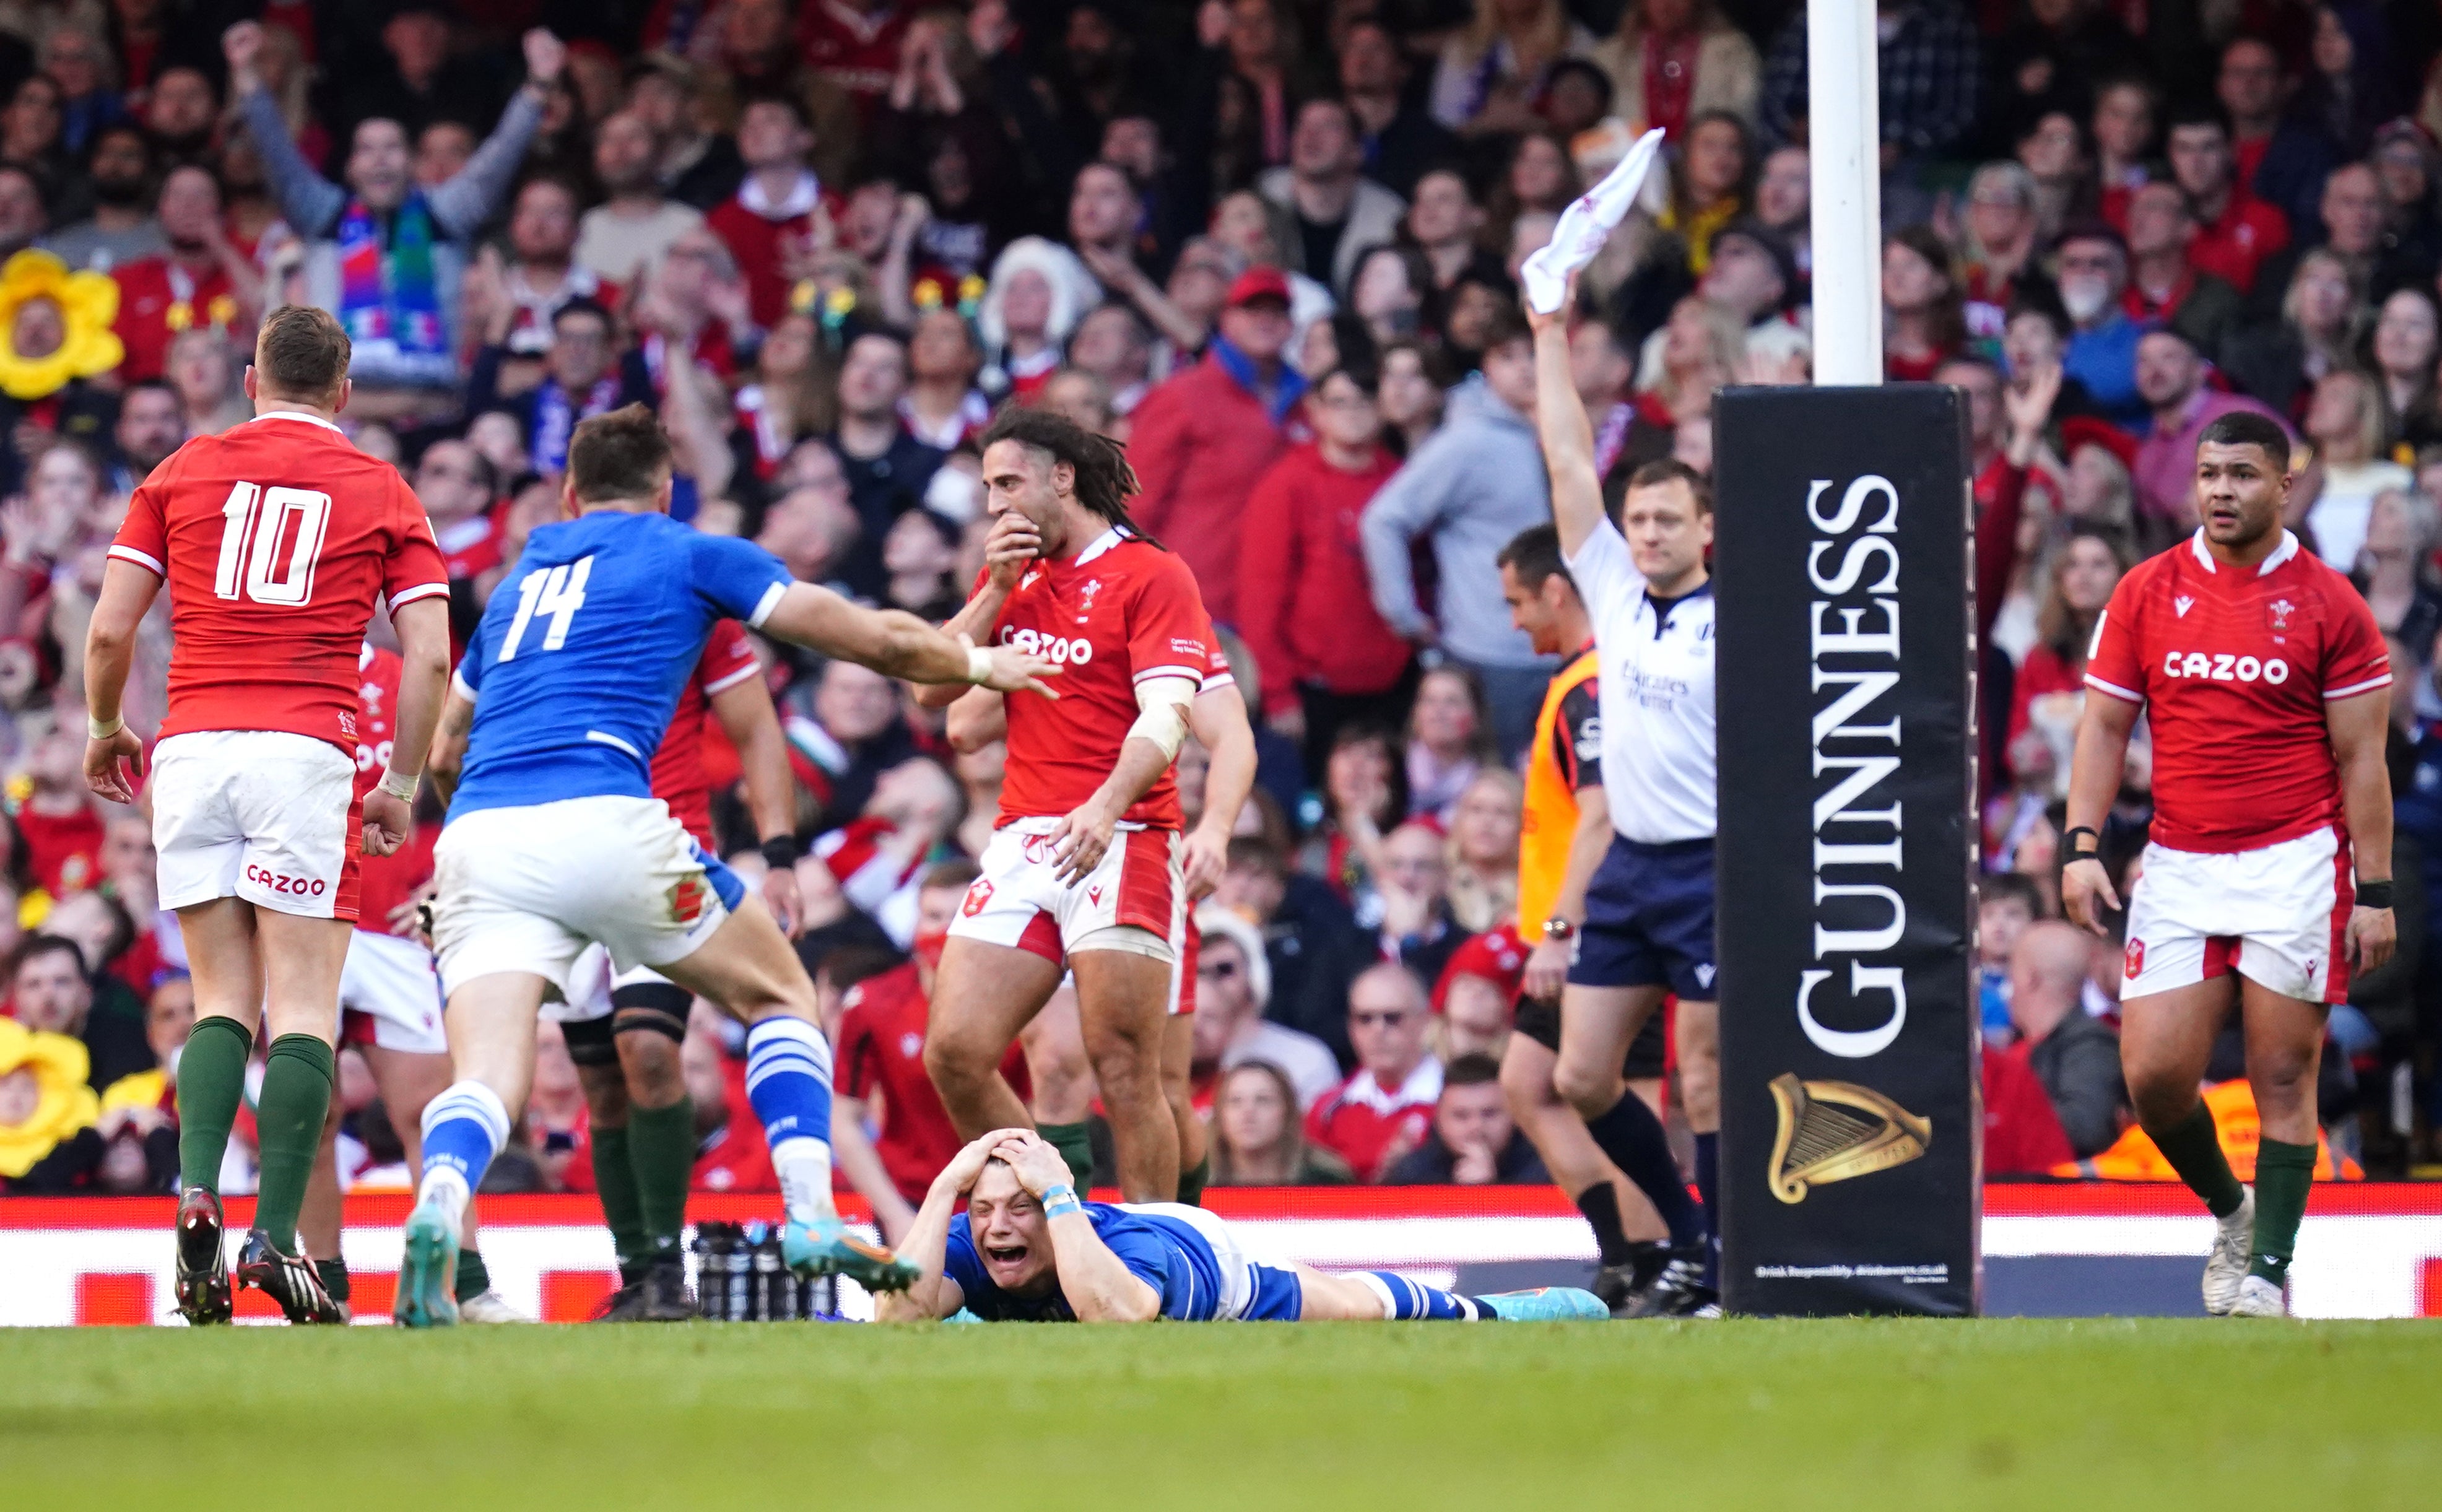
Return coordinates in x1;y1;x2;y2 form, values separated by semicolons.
253;305;350;401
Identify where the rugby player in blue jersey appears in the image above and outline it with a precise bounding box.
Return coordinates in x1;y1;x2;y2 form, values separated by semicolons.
393;406;1059;1326
875;1128;1608;1324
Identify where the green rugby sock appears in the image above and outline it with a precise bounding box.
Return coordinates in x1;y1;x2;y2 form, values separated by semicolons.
2149;1103;2246;1220
1038;1121;1095;1188
628;1097;697;1261
589;1123;648;1279
175;1015;253;1194
252;1035;334;1251
454;1247;492;1304
1177;1153;1210;1209
315;1258;350;1305
2248;1138;2318;1286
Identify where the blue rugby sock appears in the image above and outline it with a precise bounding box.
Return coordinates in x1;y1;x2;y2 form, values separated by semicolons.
1693;1131;1721;1288
1583;1090;1705;1248
417;1080;511;1226
1357;1271;1481;1321
745;1015;837;1224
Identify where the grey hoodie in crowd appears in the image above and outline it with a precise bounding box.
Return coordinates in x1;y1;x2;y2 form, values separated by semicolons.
1358;373;1553;670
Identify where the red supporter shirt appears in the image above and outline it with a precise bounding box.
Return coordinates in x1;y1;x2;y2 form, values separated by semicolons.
351;645;436;935
693;1059;781;1194
1306;1059;1443;1183
2187;194;2289;296
1235;443;1413;713
706;173;832;330
799;0;907;101
983;529;1213;830
650;619;763;848
1982;1043;2075;1175
837;962;1031;1204
2084;531;2389;853
15;804;103;893
111;257;241;383
108;412;450;754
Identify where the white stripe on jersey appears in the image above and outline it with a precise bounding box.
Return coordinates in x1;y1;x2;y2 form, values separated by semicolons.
1564;523;1718;844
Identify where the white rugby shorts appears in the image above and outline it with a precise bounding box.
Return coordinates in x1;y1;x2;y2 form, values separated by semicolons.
2121;825;2355;1007
948;817;1184;984
339;929;448;1055
430;795;739;998
152;730;361;920
541;944;677;1024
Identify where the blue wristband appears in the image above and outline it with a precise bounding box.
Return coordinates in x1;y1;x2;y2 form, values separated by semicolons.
1040;1182;1082;1217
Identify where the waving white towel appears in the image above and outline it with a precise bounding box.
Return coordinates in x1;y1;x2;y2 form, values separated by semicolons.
1519;127;1667;315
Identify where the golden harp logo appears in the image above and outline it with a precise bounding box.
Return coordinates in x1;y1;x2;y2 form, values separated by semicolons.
1767;1073;1931;1203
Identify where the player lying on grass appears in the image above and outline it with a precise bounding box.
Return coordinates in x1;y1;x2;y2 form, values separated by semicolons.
873;1128;1608;1323
392;405;1060;1326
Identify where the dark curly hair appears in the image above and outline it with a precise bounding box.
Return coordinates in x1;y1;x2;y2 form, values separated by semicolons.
976;405;1162;548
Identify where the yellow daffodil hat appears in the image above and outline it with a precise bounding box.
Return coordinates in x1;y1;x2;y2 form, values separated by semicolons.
0;1017;100;1178
0;248;124;401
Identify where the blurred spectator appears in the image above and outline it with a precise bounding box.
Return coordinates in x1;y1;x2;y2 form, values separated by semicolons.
704;96;827;331
1761;0;1979;225
2165;103;2289;298
2221;246;2360;420
2054;222;2144;427
2121;180;2240;359
1430;0;1596;136
0;1014;100;1193
828;329;945;599
1404;666;1498;824
2295;368;2411;568
106;376;179;490
1882;224;1963;382
1191;904;1340;1112
2132;326;2285;528
41;121;156;271
2214;35;2336;236
1306;960;1443;1181
1959;160;2048;342
2353;490;2442;651
471;298;655;480
232;20;558;411
1361;305;1551;758
14;725;100;893
2007;524;2130;798
2371;288;2442;450
786;658;921;830
1337;20;1456;199
575;108;702;287
1981;1031;2076;1175
2008;920;2126;1158
2248;162;2430;326
11;932;146;1090
467;177;612;378
1384;1051;1548;1184
1976;871;2043;1044
1445;769;1523;932
899;308;988;453
1237;360;1411;772
1591;0;1758;145
1260;98;1402;297
1365;820;1466;988
1210;1060;1355;1185
1129;266;1299;625
108;165;261;384
2090;77;2154;228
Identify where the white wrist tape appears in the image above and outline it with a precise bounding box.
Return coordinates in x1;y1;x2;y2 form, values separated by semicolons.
87;713;124;740
966;646;996;684
1128;675;1197;761
378;767;420;802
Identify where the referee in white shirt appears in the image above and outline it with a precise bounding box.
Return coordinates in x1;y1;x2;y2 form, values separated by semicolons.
1526;280;1721;1318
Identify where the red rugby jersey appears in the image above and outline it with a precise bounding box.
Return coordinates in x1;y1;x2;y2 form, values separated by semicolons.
650;619;763;848
2085;531;2389;853
836;962;1032;1204
109;411;449;754
983;529;1212;831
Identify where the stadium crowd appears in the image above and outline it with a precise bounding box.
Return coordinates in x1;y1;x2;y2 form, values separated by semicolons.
2;0;2441;1208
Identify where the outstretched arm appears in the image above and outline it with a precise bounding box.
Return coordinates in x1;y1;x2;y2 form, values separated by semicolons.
426;32;558;238
758;582;1058;694
1528;279;1604;557
227;23;346;238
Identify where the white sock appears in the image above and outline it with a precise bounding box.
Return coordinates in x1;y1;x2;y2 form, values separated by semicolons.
770;1136;835;1227
419;1166;471;1230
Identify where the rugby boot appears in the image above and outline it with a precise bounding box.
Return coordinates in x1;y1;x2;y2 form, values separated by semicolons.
1479;1287;1610;1321
2228;1274;2291;1318
392;1197;462;1328
2202;1186;2256;1315
587;1280;644;1322
458;1289;534;1324
595;1258;696;1321
173;1187;233;1326
234;1229;345;1324
783;1212;919;1293
1622;1245;1721;1318
1593;1240;1671;1316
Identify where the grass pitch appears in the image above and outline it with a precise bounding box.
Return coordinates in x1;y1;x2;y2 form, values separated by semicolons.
6;1319;2438;1510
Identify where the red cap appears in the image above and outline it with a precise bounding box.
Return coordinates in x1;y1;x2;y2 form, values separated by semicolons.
2060;415;2139;471
1224;266;1293;309
1432;924;1529;1015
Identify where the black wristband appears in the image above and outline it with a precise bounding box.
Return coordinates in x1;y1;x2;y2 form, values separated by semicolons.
2356;879;2394;910
760;835;802;872
2062;825;2101;859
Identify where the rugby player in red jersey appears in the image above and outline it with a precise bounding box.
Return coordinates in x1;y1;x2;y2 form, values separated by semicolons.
913;407;1219;1200
81;306;454;1324
2064;410;2396;1318
549;617;806;1321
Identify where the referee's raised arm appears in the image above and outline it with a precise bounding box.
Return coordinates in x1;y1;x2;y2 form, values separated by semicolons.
1526;274;1606;557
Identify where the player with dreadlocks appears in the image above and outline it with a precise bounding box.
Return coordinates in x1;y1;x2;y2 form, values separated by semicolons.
913;407;1219;1200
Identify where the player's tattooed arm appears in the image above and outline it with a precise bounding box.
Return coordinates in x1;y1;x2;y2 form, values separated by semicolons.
2327;689;2398;975
874;1132;1010;1322
915;513;1040;708
760;583;1061;695
80;559;163;804
2061;686;2142;935
1183;684;1257;898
